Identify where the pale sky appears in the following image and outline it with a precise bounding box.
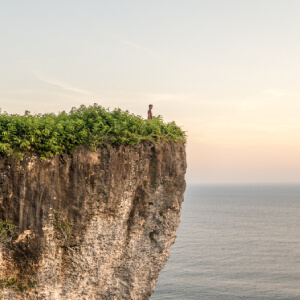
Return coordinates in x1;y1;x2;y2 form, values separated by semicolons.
1;0;300;184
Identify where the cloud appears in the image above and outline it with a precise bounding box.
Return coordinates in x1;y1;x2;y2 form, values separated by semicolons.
102;32;155;56
34;73;91;96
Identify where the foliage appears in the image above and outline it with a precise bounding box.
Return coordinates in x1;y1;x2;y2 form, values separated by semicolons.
0;277;18;290
0;219;16;246
0;104;186;159
52;211;71;240
0;277;38;292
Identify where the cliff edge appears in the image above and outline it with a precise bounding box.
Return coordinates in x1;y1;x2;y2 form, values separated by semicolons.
0;142;186;299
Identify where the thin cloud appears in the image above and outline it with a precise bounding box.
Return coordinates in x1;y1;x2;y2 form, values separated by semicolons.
102;32;155;56
34;73;91;96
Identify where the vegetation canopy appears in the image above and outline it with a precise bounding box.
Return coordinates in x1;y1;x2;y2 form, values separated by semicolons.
0;104;186;160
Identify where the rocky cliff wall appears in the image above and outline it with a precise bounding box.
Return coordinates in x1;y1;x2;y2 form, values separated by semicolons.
0;142;186;299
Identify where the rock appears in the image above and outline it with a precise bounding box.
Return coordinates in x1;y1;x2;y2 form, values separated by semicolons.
0;142;186;299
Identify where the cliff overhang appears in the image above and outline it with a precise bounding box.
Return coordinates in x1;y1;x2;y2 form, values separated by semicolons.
0;141;186;299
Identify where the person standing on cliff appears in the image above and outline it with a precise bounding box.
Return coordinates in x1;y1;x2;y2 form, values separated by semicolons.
148;104;153;119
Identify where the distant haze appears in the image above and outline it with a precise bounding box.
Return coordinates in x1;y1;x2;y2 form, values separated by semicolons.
1;0;300;184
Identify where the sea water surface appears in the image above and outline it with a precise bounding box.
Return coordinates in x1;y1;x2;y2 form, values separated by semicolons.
151;184;300;300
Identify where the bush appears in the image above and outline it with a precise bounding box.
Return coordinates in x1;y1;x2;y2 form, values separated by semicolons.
0;219;16;246
0;277;38;292
0;277;18;290
52;211;71;240
0;104;186;159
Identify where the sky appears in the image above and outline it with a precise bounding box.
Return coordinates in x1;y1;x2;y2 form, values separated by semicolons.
1;0;300;184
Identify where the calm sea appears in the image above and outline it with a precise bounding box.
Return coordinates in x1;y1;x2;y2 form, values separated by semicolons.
151;184;300;300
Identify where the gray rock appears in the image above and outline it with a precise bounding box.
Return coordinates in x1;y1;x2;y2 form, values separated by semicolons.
0;142;186;299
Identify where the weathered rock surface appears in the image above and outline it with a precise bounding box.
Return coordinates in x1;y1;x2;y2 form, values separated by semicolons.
0;142;186;299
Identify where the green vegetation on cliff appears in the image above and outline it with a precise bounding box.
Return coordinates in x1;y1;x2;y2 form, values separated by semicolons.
0;219;16;246
0;104;186;159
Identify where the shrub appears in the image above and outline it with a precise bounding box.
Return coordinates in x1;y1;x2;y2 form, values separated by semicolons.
0;277;18;290
0;104;186;159
0;219;16;246
52;211;71;240
0;277;38;292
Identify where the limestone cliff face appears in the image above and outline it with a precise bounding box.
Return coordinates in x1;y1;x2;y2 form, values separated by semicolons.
0;142;186;300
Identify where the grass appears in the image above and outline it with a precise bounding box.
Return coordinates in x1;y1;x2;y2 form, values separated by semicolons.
0;104;186;160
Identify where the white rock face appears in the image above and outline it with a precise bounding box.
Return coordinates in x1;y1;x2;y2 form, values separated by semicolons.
0;142;186;299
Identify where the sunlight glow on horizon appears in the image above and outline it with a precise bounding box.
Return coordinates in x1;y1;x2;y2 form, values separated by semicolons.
1;0;300;184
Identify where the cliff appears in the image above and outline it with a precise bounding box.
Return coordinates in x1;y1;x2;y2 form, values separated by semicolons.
0;142;186;299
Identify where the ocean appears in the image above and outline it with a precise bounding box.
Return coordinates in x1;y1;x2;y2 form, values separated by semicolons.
151;184;300;300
